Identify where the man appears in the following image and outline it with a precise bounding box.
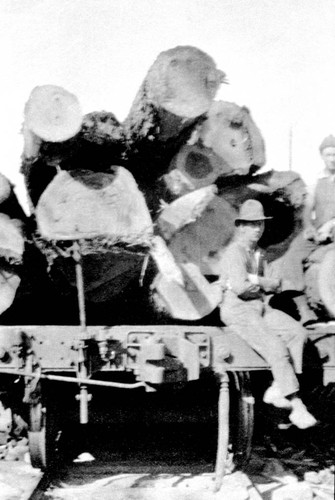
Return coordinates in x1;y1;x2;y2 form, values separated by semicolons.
268;134;335;325
219;199;316;429
304;134;335;241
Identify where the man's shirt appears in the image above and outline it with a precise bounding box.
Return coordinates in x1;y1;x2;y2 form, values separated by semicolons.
308;170;335;228
219;239;279;303
313;174;335;228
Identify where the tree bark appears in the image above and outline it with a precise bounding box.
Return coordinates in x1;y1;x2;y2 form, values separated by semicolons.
33;167;153;303
21;110;125;208
123;46;226;183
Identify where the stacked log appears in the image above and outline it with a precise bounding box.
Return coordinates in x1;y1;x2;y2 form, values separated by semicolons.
0;174;26;316
123;46;226;165
151;170;306;319
13;45;311;325
162;101;266;199
33;166;153;303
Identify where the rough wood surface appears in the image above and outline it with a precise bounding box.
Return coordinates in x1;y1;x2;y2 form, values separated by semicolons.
23;85;83;145
0;213;25;318
164;144;234;197
32;166;154;304
159;170;306;278
151;262;222;320
123;46;226;187
165;195;237;276
124;45;225;141
0;269;21;317
157;184;217;240
35;167;153;243
198;101;266;175
0;214;25;264
21;111;125;208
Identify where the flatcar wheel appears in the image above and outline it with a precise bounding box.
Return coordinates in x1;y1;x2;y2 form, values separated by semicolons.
230;371;254;467
28;402;47;469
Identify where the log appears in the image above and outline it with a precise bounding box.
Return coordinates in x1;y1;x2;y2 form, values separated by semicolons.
21;110;125;208
0;214;25;317
23;85;83;145
163;144;234;197
60;111;125;172
151;262;222;321
33;166;153;302
0;214;25;265
150;171;306;320
161;170;306;277
0;269;21;317
21;84;83;208
0;173;13;205
123;46;226;183
162;101;266;198
35;166;153;243
157;184;218;240
165;194;237;275
197;101;265;175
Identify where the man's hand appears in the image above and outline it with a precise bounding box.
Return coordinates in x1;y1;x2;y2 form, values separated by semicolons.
258;277;282;293
316;219;335;242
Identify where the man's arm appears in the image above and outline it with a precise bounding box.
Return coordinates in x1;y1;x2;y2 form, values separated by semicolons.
222;247;262;300
302;190;318;240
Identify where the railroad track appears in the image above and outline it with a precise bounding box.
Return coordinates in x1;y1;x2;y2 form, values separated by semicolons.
24;392;334;500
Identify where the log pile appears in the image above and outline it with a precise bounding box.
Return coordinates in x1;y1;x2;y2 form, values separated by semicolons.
6;45;311;324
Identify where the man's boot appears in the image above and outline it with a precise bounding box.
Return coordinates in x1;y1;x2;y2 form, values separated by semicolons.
293;294;318;326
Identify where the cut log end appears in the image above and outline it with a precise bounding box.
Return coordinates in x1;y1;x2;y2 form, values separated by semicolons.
24;85;83;142
199;101;266;174
165;144;233;196
0;214;25;264
35;167;153;244
149;46;225;118
0;173;12;205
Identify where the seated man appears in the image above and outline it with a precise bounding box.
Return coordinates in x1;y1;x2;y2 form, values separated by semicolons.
219;199;316;429
305;134;335;242
269;134;335;324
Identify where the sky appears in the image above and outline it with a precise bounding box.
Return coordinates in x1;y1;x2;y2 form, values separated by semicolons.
1;0;335;213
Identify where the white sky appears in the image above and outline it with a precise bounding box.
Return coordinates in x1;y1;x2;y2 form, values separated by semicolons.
1;0;335;213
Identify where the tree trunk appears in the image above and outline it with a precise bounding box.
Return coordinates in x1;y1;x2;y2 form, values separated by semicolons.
123;46;226;184
23;85;83;146
0;178;26;316
163;144;234;197
198;101;266;175
33;167;153;302
162;101;266;198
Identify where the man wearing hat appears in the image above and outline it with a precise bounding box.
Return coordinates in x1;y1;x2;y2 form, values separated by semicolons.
267;135;335;325
219;199;317;429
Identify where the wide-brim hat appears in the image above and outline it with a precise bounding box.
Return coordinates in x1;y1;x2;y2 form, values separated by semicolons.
235;199;272;223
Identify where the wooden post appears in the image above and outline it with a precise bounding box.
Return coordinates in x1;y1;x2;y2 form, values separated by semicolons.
73;245;86;333
214;370;230;492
